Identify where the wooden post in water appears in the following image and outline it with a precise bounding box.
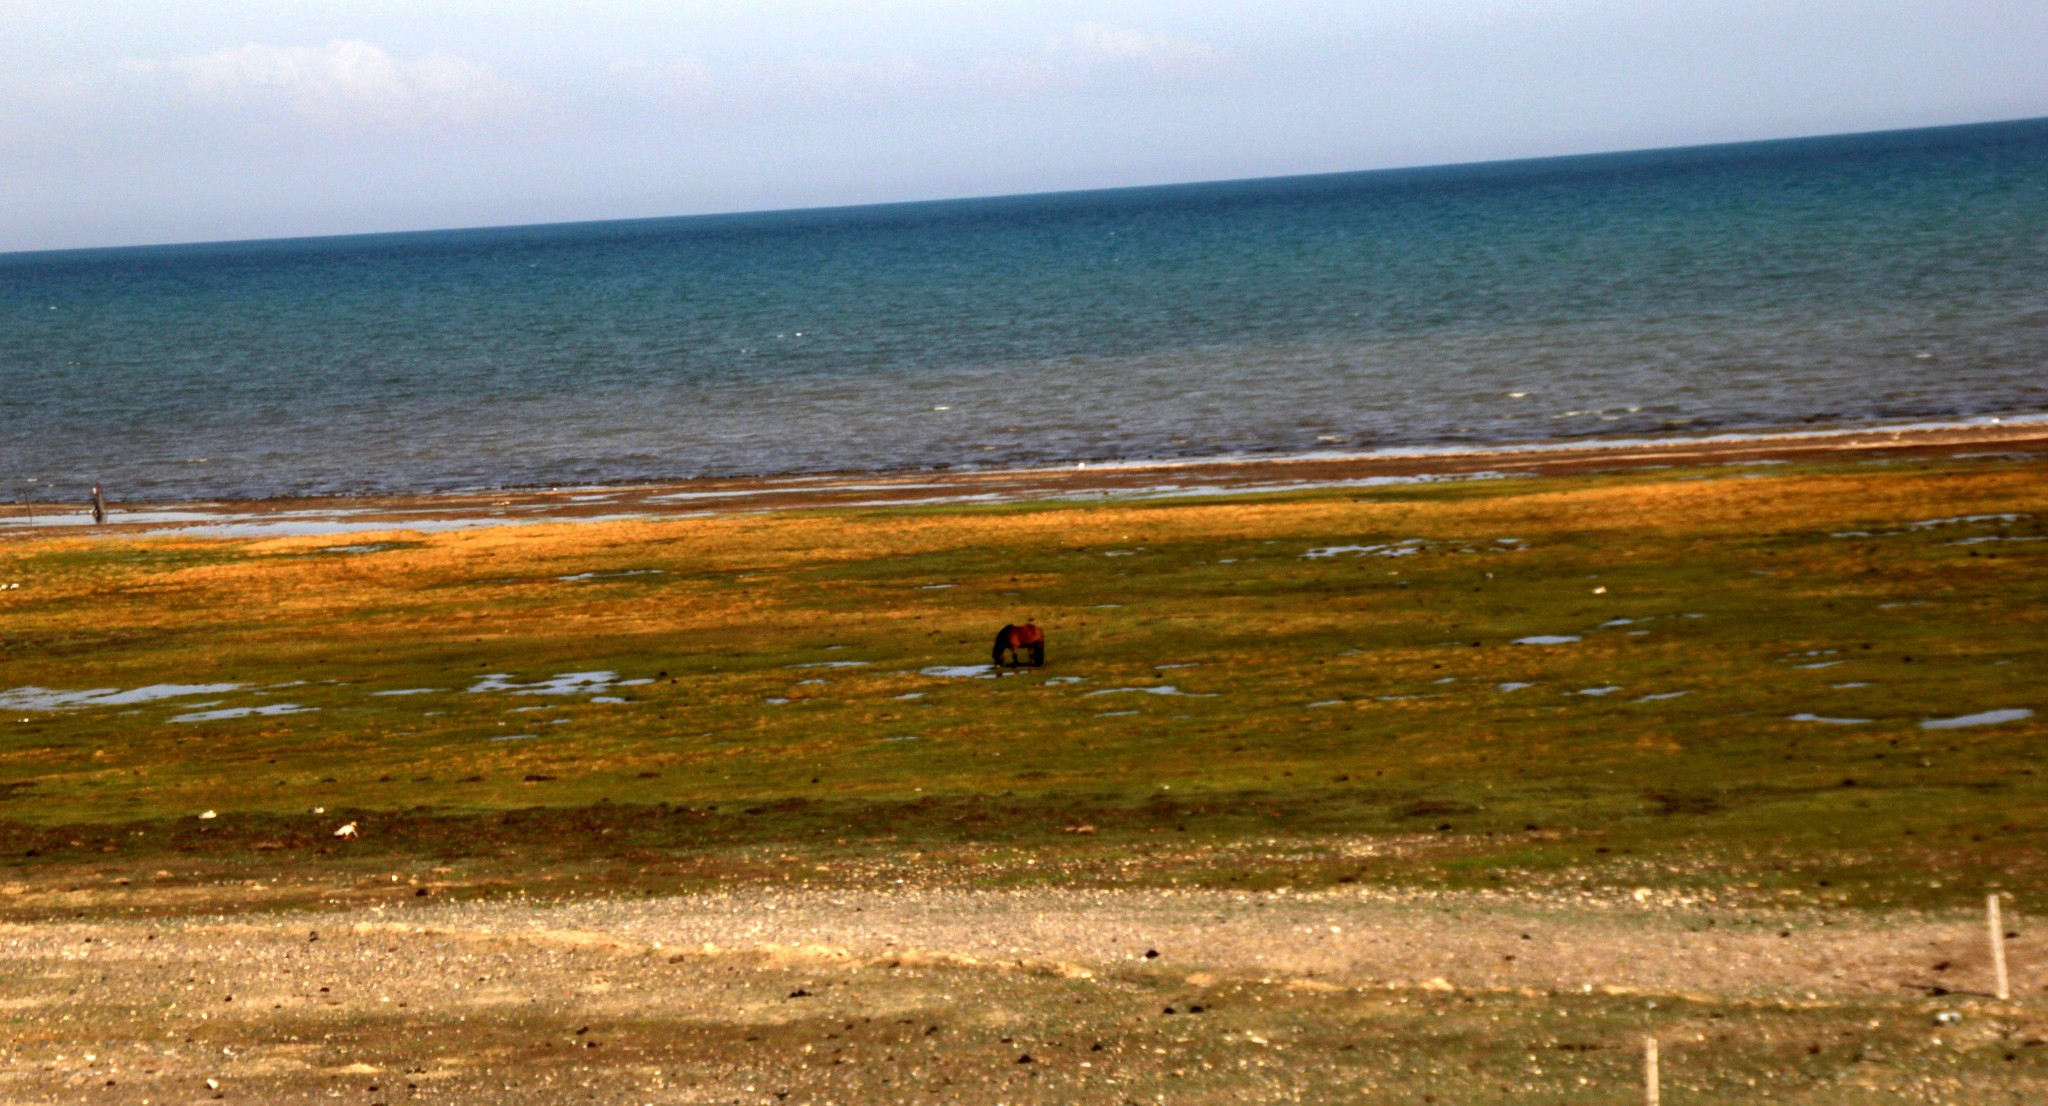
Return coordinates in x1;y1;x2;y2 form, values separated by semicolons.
1989;893;2010;1001
1644;1036;1660;1106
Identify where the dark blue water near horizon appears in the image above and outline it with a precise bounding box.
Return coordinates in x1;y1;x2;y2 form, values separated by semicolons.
5;117;2047;503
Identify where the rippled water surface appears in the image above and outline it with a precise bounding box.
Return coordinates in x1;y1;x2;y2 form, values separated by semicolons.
5;118;2046;501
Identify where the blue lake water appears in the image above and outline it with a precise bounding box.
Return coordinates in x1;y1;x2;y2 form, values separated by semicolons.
4;117;2046;502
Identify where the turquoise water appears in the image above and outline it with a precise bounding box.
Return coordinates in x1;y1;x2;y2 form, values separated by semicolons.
4;117;2046;502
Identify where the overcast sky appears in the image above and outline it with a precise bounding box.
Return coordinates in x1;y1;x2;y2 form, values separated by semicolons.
3;1;2044;252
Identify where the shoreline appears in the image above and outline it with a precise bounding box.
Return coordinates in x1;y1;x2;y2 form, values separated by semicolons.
7;416;2047;539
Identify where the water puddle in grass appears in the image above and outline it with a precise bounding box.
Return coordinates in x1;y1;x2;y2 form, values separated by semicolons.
1796;661;1845;670
883;734;920;742
1790;713;1871;725
765;698;790;705
489;733;538;741
0;683;245;711
372;688;441;697
787;661;870;669
921;665;997;679
1085;686;1215;698
893;692;926;700
915;584;956;590
1303;539;1427;559
1155;663;1199;670
1831;682;1872;689
468;671;651;695
171;703;316;723
1637;691;1690;701
1921;708;2034;729
1496;682;1535;692
590;696;627;704
1094;710;1140;717
1043;676;1086;686
1574;686;1623;697
1949;536;2046;545
1911;513;2031;529
1308;699;1346;707
558;569;665;582
1514;635;1581;645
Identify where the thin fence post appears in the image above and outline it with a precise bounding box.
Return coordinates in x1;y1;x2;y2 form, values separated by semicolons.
1990;893;2010;1002
1645;1036;1660;1106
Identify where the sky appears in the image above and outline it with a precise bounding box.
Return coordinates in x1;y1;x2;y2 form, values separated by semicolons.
3;1;2044;253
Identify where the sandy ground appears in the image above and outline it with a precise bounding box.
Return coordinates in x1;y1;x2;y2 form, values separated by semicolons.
6;887;2041;1104
7;419;2046;539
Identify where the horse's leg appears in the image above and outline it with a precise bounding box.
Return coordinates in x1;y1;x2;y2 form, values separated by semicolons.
1029;642;1044;667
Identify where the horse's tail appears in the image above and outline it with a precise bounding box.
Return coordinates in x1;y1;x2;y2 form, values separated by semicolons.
993;625;1016;666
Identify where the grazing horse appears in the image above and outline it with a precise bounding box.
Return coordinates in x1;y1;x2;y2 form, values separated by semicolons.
992;623;1045;669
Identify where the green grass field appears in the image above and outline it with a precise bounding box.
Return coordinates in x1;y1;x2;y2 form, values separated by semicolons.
1;454;2043;915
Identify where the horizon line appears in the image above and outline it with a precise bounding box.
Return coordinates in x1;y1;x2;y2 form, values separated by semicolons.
8;112;2044;261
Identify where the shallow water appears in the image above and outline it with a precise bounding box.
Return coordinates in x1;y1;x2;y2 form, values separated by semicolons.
0;682;244;712
170;703;315;723
1921;708;2034;729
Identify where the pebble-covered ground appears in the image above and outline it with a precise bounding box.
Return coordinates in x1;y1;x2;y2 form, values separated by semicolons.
6;885;2044;1104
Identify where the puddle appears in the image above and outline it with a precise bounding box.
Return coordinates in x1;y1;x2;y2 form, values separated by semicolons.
590;696;627;704
765;697;791;705
1830;682;1872;689
1789;713;1871;725
787;661;870;669
1921;708;2034;730
1104;551;1137;557
171;703;316;723
1094;710;1140;717
1795;661;1844;670
1043;676;1086;686
468;671;640;695
1496;682;1535;692
1156;663;1199;670
796;679;826;686
1084;686;1215;698
1574;686;1623;697
0;683;245;712
1910;513;2031;529
882;734;921;742
1514;635;1581;645
1308;699;1346;708
1303;539;1427;559
921;665;997;679
1949;536;2046;545
558;569;666;582
1601;618;1645;627
489;733;538;741
915;584;956;590
371;688;441;697
1636;691;1690;701
1432;676;1456;684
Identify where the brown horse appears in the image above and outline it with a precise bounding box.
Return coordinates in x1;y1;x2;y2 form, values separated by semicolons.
992;622;1045;669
